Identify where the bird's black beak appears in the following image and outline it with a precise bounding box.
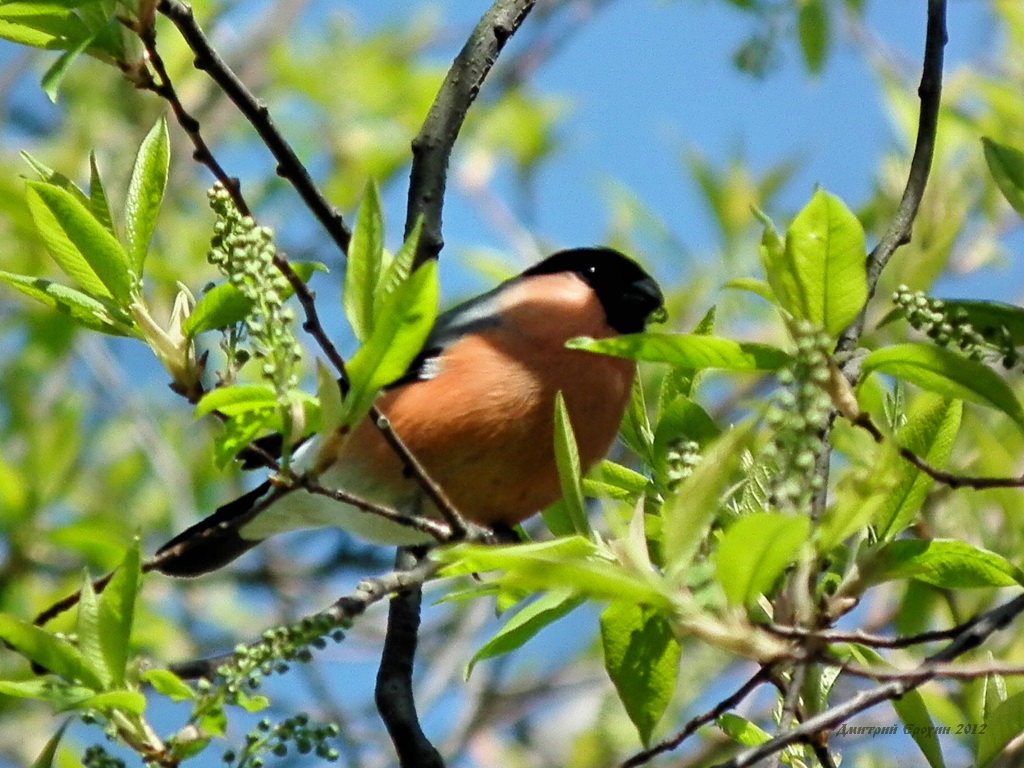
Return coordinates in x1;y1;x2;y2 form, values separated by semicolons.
630;275;666;326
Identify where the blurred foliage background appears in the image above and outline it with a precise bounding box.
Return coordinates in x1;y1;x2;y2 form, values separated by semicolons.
2;1;1024;767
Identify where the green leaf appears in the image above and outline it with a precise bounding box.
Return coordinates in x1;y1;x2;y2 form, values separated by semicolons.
620;373;654;462
866;539;1023;589
71;689;146;715
141;669;195;701
553;392;590;536
30;720;70;768
25;181;133;303
195;384;277;418
88;153;115;235
722;277;776;303
41;30;94;102
0;679;53;699
342;259;438;426
212;408;278;468
662;424;752;581
437;538;669;608
97;540;141;686
874;395;961;541
862;344;1024;430
125;117;170;274
567;334;789;371
376;216;422;303
467;590;583;678
716;512;810;606
0;19;59;47
0;614;104;689
717;713;771;747
183;261;325;336
584;460;649;503
0;271;136;335
982;137;1024;218
601;602;680;746
798;0;829;75
978;691;1024;766
781;189;867;336
75;571;112;689
846;645;945;768
344;180;384;342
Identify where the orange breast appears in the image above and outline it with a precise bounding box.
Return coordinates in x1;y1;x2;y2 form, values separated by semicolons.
337;272;635;526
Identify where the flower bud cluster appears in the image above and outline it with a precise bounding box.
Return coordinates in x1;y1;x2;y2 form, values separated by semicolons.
82;745;126;768
763;321;832;514
206;185;303;395
663;439;702;492
893;285;1018;368
224;714;341;767
211;613;350;701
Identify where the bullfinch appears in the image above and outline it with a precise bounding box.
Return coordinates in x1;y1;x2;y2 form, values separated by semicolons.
155;247;664;577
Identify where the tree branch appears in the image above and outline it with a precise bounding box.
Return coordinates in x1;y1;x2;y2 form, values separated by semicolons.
707;592;1024;768
405;0;538;265
375;548;445;768
835;0;947;355
619;666;773;768
155;0;352;255
170;553;441;680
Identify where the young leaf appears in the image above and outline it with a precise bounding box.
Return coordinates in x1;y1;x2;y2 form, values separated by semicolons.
620;374;655;463
20;152;89;206
30;720;70;768
553;391;590;536
195;384;278;418
873;396;961;541
862;344;1024;431
213;407;278;468
846;644;945;768
0;614;104;689
183;261;326;336
977;691;1024;767
798;0;829;75
88;153;115;235
97;540;141;686
125;117;170;274
722;277;776;304
782;189;867;336
41;31;94;103
344;180;385;342
567;334;789;371
141;669;195;702
661;424;751;581
376;216;423;302
865;539;1024;589
716;512;810;606
25;181;133;303
583;460;649;503
982;137;1024;218
717;713;771;746
0;271;136;336
467;590;583;678
601;602;681;746
341;259;438;427
76;571;113;689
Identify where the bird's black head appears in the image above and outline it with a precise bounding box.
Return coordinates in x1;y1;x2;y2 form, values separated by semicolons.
523;247;664;334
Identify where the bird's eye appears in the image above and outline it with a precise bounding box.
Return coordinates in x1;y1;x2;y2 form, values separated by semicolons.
585;265;598;275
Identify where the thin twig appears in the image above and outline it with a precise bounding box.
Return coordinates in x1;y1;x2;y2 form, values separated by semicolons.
405;0;539;265
822;658;1024;682
854;414;1024;490
170;555;441;680
302;479;453;542
706;592;1024;768
764;610;990;649
619;666;773;768
836;0;947;356
156;0;352;254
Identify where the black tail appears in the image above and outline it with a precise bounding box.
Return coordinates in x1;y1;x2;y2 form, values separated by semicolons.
153;481;272;577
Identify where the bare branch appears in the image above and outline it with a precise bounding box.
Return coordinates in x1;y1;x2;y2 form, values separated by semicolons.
156;0;352;255
405;0;539;265
836;0;947;354
707;592;1024;768
619;666;773;768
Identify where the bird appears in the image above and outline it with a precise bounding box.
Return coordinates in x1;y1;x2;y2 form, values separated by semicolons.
154;247;664;577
